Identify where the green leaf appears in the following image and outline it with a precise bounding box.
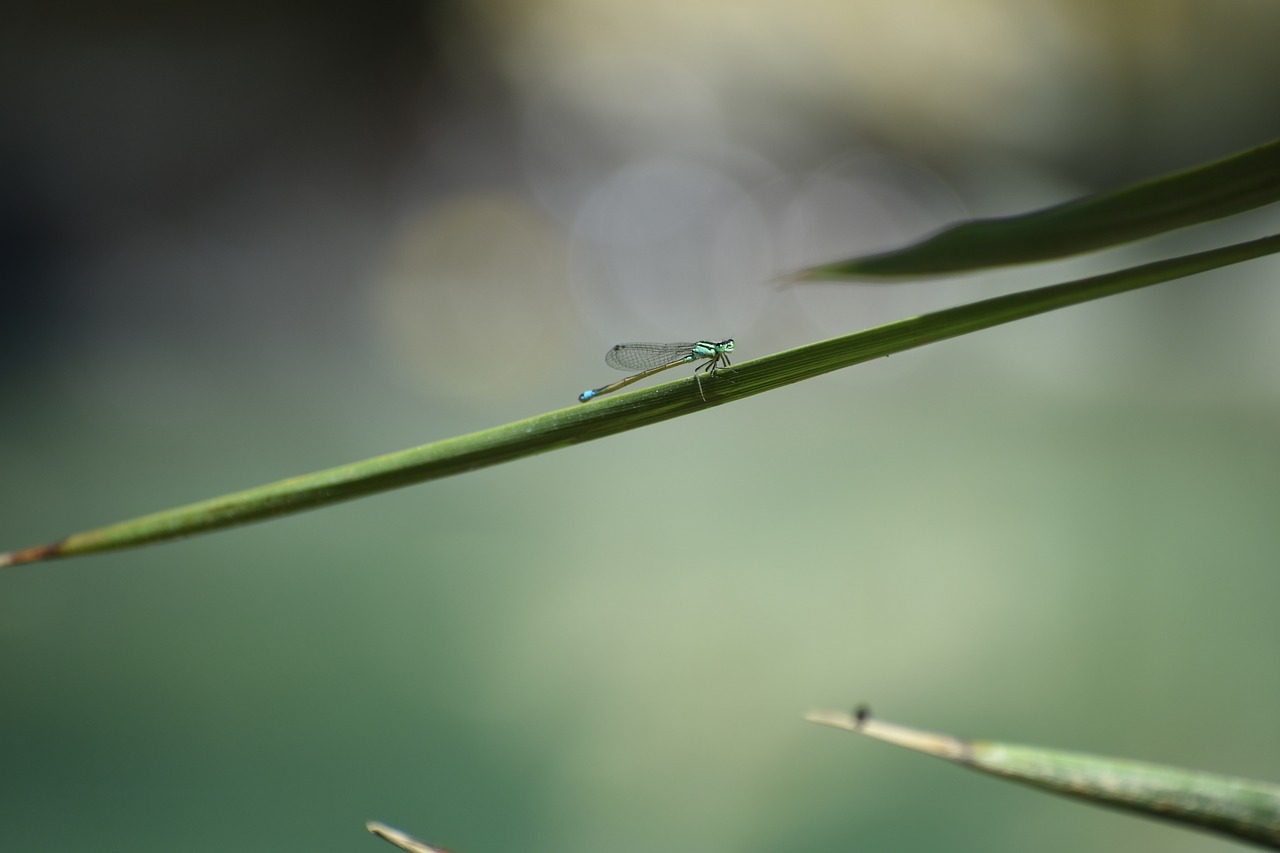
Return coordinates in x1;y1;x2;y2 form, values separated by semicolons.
807;708;1280;849
793;137;1280;279
4;232;1278;567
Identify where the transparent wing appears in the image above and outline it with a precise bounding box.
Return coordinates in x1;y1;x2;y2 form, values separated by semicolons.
604;342;698;371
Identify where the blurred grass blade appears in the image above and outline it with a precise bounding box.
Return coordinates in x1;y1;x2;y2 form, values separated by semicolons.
807;708;1280;849
793;137;1280;279
3;232;1278;568
367;821;454;853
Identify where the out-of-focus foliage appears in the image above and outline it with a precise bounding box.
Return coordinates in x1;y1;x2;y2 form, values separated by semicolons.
3;3;1280;852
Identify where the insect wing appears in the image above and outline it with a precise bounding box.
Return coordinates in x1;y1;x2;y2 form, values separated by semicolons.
603;342;697;371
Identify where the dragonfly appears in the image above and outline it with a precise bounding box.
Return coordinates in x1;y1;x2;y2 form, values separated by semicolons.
578;339;735;403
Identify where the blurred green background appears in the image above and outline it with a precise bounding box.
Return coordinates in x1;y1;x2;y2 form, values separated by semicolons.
3;2;1280;851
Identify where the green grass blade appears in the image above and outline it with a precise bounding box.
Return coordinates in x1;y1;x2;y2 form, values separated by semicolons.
4;232;1278;567
793;137;1280;279
807;708;1280;849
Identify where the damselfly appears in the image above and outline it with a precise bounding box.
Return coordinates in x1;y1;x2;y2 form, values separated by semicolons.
578;339;735;403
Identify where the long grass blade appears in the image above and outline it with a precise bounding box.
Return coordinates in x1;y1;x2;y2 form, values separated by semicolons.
807;707;1280;849
793;138;1280;279
4;232;1278;567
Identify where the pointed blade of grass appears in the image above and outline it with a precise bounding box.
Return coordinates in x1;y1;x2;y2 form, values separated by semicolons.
367;821;454;853
793;137;1280;279
807;708;1280;849
4;232;1279;568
